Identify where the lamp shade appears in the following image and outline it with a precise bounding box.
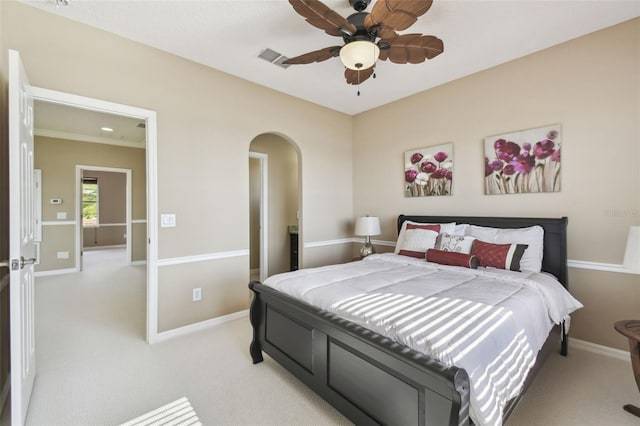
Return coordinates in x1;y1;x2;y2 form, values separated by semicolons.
623;226;640;272
355;216;381;236
340;41;380;71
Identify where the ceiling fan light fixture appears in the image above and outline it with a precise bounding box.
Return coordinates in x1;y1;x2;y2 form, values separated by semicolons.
339;40;379;71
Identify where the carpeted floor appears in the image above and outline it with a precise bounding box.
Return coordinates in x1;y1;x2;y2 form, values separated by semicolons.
1;247;638;425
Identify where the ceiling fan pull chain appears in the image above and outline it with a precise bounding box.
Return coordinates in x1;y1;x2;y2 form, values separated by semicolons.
357;69;361;96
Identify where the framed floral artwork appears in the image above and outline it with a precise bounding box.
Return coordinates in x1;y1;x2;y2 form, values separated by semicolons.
404;143;453;197
484;124;561;195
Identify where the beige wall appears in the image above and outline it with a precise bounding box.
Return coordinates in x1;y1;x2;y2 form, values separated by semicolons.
3;1;635;349
34;136;147;270
1;1;353;332
250;134;300;276
353;18;640;351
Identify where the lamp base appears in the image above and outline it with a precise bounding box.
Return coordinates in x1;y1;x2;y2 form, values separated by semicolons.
360;241;376;258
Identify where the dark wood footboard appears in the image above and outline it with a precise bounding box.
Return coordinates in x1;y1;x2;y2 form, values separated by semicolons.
249;280;471;426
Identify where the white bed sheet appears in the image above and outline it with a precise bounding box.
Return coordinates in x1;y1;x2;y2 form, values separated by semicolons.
264;253;582;426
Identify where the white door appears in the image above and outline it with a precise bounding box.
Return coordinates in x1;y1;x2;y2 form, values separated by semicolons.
8;49;37;426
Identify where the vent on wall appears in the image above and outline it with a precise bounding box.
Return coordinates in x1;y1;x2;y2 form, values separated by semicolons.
258;48;290;69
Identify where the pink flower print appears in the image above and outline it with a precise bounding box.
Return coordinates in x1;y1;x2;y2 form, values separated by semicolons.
420;161;437;174
496;141;521;162
485;157;492;177
433;152;448;163
410;152;423;164
522;142;531;152
551;148;561;162
533;139;555;159
511;152;535;174
491;160;503;172
431;169;445;179
547;130;558;140
494;139;506;150
503;164;516;175
405;169;418;183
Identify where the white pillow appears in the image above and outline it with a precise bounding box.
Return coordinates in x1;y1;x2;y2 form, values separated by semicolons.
453;224;469;236
396;228;439;258
435;233;476;254
395;221;456;254
464;225;544;272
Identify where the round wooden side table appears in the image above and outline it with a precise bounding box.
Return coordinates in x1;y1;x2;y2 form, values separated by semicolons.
614;320;640;418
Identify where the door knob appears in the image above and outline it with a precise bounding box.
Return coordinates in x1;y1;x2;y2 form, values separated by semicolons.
20;256;37;269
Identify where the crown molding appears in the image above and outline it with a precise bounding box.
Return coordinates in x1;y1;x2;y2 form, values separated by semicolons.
35;128;145;149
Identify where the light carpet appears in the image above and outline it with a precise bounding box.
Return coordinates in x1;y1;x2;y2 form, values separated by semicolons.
0;247;637;425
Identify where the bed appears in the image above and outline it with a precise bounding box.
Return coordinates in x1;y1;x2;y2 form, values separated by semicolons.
248;215;579;425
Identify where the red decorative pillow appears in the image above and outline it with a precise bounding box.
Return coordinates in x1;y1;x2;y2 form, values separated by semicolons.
406;223;441;232
426;249;479;269
470;239;528;271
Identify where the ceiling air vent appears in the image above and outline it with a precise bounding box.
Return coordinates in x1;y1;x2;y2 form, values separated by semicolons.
258;48;290;69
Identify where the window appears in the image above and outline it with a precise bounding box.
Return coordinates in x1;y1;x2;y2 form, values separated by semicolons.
82;177;99;227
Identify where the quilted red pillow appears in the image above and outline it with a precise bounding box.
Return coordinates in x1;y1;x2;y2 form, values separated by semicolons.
406;223;441;232
426;249;479;269
470;239;528;271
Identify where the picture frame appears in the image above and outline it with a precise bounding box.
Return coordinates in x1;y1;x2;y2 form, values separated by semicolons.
484;124;561;195
404;143;453;197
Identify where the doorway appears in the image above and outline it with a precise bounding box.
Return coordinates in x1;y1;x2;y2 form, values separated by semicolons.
249;134;300;280
249;153;268;282
76;166;132;272
30;87;159;343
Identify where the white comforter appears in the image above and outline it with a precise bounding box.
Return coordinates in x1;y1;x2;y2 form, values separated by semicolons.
264;253;582;426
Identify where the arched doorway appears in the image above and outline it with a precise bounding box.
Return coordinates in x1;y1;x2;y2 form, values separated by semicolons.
249;133;300;282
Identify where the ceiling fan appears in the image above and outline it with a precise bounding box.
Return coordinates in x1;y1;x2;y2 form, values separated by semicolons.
283;0;444;91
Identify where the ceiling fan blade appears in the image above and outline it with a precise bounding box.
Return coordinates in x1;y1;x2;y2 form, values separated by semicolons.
289;0;357;37
283;46;342;65
379;34;443;64
365;0;434;32
344;67;375;85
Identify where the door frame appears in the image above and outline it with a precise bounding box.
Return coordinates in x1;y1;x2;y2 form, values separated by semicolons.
75;166;132;271
249;152;268;281
31;86;159;343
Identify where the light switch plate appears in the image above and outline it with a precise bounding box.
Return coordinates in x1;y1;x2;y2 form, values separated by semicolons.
56;211;67;220
161;214;176;228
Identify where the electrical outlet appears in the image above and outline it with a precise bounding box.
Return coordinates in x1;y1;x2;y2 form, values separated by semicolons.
57;251;69;259
192;288;201;302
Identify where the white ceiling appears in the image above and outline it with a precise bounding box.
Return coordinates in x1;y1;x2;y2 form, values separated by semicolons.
34;100;146;148
22;0;640;116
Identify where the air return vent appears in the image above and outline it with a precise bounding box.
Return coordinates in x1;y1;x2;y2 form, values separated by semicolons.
258;48;290;69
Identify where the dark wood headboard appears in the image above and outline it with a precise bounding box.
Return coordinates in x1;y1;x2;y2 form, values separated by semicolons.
397;215;569;289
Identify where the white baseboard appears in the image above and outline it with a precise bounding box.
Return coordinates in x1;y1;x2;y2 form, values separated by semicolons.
35;268;77;277
83;245;126;251
570;338;630;363
154;309;249;343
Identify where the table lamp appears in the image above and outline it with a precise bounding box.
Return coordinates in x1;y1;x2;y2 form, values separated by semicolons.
355;216;381;258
